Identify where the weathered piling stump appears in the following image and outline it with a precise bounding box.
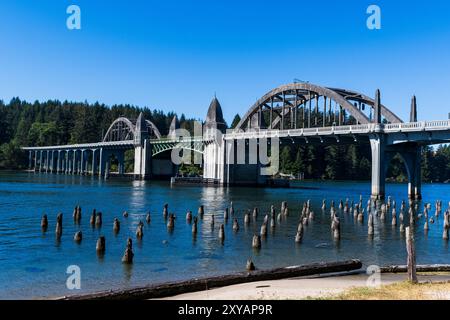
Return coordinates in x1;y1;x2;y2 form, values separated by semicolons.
322;199;326;211
252;235;261;249
281;201;287;213
121;238;134;264
198;205;204;219
295;223;304;243
368;214;374;236
332;216;340;240
230;202;234;216
41;214;48;231
145;212;151;224
443;212;449;240
167;214;175;230
302;216;308;226
392;209;397;226
210;214;215;228
405;227;418;283
192;217;198;235
424;220;429;232
73;206;81;223
253;207;259;220
95;212;102;228
277;212;282;222
357;210;364;223
343;200;349;213
270;205;276;217
90;209;96;226
136;223;144;240
96;236;106;254
186;210;193;223
246;259;256;271
353;206;359;219
260;222;268;237
55;213;63;239
163;204;168;220
74;231;82;243
232;218;239;232
123;211;129;218
113;218;120;234
380;204;386;221
270;215;276;229
244;211;250;225
219;224;225;242
224;208;229;221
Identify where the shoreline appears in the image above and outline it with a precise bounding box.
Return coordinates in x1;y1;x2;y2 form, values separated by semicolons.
161;272;450;300
58;262;450;300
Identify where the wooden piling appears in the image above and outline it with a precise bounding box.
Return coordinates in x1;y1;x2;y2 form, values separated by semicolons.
405;227;418;284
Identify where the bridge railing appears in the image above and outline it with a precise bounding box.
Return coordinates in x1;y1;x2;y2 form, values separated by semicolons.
224;120;450;140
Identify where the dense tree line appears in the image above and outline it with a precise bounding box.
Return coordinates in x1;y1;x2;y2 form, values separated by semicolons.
0;100;449;183
277;143;450;183
0;98;196;169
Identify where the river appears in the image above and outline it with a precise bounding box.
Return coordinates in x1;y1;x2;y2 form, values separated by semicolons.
0;171;448;299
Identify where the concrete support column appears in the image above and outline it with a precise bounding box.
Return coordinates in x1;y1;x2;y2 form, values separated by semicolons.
67;151;72;174
34;151;38;172
28;151;32;169
39;151;43;172
80;150;85;175
99;148;108;178
92;149;98;176
57;151;61;173
414;147;422;200
72;150;78;174
400;146;422;200
45;150;50;173
134;140;151;179
50;150;55;173
370;134;386;200
63;151;67;174
117;150;125;175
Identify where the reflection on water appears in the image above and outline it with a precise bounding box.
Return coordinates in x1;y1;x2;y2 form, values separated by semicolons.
0;171;449;298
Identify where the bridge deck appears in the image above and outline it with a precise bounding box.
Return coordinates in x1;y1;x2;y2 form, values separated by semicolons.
21;120;450;151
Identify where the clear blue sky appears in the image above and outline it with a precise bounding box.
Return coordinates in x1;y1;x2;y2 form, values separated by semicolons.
1;0;450;123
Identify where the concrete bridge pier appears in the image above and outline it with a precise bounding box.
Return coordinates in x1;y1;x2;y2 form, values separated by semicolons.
222;138;268;186
99;148;107;178
133;139;151;179
91;149;98;176
370;134;387;200
117;150;125;175
28;151;32;170
394;144;422;200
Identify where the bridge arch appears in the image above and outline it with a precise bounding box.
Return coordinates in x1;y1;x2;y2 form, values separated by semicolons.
103;116;162;142
103;117;136;142
234;83;403;131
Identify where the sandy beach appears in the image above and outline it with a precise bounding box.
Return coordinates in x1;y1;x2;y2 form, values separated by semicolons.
160;272;450;300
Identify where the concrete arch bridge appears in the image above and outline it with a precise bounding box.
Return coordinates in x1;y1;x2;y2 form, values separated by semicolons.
23;83;450;200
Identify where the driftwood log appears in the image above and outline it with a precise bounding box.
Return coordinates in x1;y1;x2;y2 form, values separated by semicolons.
62;259;362;300
380;264;450;273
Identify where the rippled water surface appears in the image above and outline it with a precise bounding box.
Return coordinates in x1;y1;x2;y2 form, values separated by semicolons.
0;171;449;299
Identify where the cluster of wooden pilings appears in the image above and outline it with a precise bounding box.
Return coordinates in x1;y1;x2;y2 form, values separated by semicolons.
40;196;449;270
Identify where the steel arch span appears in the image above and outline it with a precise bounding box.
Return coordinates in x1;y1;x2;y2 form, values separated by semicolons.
234;83;403;131
103;117;162;142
